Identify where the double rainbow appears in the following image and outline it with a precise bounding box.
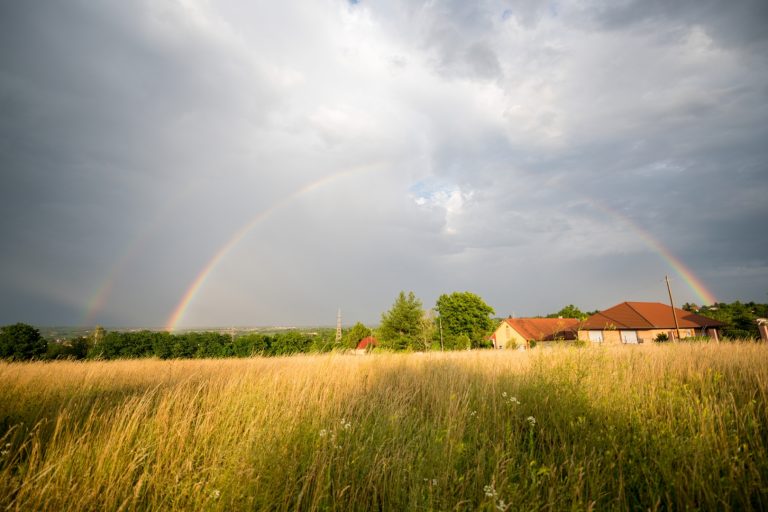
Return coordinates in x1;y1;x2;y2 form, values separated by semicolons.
164;162;382;331
83;166;716;329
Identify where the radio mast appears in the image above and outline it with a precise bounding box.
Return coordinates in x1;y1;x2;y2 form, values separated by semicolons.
335;308;342;343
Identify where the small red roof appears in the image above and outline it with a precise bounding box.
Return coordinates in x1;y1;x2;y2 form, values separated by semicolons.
503;318;579;341
581;302;724;330
356;336;378;350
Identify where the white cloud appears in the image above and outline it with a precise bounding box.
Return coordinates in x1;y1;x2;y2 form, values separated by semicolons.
411;183;474;235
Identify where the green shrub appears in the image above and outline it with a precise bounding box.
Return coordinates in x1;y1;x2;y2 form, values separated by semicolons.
680;336;711;343
722;329;755;341
0;323;46;360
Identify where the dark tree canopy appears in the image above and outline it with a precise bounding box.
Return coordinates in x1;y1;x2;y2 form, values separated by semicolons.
694;301;768;339
546;304;587;320
435;292;495;347
0;323;47;360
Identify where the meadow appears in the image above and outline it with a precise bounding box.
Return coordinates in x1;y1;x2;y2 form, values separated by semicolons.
1;344;766;510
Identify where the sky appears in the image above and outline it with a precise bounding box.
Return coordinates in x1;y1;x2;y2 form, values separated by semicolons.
1;0;767;329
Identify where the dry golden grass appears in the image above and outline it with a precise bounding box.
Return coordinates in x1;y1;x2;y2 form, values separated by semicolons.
1;343;767;510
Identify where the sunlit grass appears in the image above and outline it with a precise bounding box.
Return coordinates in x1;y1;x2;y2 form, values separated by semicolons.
1;344;767;510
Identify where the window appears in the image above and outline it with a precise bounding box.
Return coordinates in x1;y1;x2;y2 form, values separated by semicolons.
588;330;603;343
621;330;638;344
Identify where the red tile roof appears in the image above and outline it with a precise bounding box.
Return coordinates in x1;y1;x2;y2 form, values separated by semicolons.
356;336;378;350
581;302;725;330
503;318;579;341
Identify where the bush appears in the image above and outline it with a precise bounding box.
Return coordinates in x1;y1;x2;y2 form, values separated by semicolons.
722;329;755;341
680;336;712;343
47;337;90;360
655;333;669;343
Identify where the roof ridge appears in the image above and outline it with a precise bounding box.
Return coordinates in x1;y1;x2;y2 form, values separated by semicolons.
599;306;629;329
624;301;655;328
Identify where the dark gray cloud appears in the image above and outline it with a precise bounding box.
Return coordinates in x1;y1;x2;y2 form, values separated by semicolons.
1;0;766;327
589;0;768;47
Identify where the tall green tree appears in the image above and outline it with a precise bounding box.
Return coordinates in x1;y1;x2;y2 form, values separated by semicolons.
379;291;425;350
435;292;495;348
0;323;47;360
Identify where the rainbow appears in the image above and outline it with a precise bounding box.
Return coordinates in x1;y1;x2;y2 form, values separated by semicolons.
82;181;203;326
163;168;716;331
584;199;717;305
83;269;119;326
164;162;381;331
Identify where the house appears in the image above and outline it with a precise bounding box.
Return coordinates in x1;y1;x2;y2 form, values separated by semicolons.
578;301;725;344
355;336;378;354
491;317;579;349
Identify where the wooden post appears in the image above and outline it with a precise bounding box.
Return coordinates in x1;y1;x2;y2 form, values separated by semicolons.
439;316;444;351
665;275;682;340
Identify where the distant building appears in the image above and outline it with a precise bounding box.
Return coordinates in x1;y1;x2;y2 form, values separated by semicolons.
355;336;378;354
491;318;579;349
578;301;724;344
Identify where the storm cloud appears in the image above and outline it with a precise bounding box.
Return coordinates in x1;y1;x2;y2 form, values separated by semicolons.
1;0;766;327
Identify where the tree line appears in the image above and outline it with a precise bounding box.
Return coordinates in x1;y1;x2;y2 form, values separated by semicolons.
0;324;343;361
683;301;768;339
1;295;765;361
0;291;496;361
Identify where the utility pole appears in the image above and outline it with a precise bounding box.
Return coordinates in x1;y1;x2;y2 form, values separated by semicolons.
335;308;342;344
665;275;682;340
438;315;444;351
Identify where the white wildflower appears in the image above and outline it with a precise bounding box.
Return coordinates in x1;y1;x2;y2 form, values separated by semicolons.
509;397;520;405
483;484;498;498
496;499;509;511
470;410;477;417
319;429;328;437
502;392;508;398
210;489;221;500
527;416;536;427
432;479;438;486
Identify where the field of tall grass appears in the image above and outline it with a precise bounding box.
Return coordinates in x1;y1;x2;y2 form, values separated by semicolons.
1;343;767;510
